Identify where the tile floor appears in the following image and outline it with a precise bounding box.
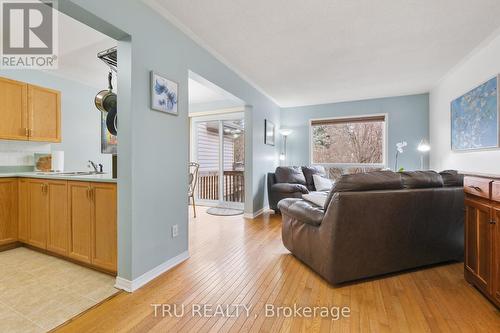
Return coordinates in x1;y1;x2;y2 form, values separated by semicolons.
0;247;119;332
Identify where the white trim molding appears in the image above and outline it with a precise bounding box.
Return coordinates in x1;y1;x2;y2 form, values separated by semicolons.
115;251;190;292
243;205;270;219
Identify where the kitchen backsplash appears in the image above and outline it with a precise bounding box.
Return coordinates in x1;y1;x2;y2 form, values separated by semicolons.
0;140;51;169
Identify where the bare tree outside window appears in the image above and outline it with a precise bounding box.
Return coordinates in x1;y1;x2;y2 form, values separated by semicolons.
311;116;385;164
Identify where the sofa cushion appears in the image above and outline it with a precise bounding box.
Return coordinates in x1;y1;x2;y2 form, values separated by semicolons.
275;166;306;184
400;171;444;188
271;183;309;194
277;198;324;226
440;170;464;187
324;170;403;209
313;174;333;191
302;166;326;190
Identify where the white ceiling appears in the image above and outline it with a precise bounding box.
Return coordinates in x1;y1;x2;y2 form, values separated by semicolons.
188;71;244;111
47;9;116;89
146;0;500;107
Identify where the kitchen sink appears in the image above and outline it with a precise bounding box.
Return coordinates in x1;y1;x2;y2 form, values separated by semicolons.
35;171;104;176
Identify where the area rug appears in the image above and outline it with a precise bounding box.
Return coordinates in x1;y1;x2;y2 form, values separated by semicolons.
206;207;244;216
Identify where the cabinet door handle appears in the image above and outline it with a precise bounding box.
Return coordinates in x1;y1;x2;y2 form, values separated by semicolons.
87;187;91;199
29;129;33;137
24;128;29;136
490;220;497;225
468;185;482;192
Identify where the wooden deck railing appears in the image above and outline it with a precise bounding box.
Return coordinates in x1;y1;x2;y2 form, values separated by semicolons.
197;170;244;203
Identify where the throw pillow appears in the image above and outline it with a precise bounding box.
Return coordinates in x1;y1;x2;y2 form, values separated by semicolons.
313;174;333;191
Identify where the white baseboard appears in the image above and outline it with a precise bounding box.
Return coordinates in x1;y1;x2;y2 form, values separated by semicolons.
243;205;270;219
115;251;190;292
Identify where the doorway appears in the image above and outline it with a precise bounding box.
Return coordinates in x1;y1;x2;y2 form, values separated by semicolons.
191;113;245;210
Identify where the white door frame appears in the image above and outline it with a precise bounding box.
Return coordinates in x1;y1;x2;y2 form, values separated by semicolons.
190;112;245;210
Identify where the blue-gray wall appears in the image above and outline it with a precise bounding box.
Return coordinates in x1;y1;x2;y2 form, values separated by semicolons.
280;94;429;171
0;69;112;172
63;0;280;281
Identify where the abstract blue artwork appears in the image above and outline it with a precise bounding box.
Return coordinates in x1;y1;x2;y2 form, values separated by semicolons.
151;71;178;115
451;76;499;150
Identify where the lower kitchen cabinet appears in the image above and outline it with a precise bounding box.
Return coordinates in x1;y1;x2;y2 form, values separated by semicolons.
27;179;49;249
0;178;18;246
17;179;28;242
68;181;93;264
46;180;69;256
91;182;117;272
14;178;116;274
68;181;117;272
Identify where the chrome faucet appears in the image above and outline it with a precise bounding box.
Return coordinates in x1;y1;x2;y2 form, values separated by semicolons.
88;160;99;173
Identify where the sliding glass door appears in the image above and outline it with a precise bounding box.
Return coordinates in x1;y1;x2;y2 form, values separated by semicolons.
192;113;245;209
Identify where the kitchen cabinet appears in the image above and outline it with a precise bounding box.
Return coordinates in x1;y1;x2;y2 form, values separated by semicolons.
4;177;116;274
28;84;61;142
28;179;49;249
46;180;68;256
18;179;28;242
0;77;27;140
91;182;117;272
0;178;18;245
69;181;117;272
22;179;68;253
0;76;60;142
68;181;93;264
464;176;499;308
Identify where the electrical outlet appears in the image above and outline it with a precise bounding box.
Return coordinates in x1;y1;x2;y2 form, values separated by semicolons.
172;224;179;238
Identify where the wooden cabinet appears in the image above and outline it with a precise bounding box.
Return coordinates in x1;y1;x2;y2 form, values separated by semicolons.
21;179;68;253
68;181;117;272
0;76;60;142
28;179;49;249
17;179;28;242
46;180;68;256
464;197;492;294
492;205;500;304
68;181;93;264
4;177;116;274
0;178;18;245
92;182;117;271
28;84;61;142
464;176;499;308
0;77;28;140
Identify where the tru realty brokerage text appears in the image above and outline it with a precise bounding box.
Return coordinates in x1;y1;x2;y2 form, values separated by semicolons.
151;303;351;320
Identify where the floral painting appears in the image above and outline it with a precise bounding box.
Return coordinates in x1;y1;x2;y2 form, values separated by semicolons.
151;71;178;115
451;76;499;150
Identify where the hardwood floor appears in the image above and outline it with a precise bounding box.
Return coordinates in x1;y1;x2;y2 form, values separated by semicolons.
55;207;500;332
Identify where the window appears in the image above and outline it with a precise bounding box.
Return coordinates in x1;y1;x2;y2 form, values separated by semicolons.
310;115;386;165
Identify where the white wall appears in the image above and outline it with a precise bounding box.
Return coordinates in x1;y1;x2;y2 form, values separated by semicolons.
430;30;500;174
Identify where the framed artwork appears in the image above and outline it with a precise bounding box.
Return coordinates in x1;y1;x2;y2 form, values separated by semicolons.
265;119;275;146
451;75;499;151
101;111;117;154
150;71;178;115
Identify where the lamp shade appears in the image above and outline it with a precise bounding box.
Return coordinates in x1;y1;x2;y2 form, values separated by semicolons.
417;139;430;152
279;129;292;136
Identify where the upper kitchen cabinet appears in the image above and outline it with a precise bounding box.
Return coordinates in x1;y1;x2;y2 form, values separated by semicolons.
28;84;61;142
0;76;61;142
0;77;28;140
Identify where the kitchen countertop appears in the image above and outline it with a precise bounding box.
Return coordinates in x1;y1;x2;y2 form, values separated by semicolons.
0;172;117;183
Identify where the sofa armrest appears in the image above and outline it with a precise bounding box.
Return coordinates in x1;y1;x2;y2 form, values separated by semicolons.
272;183;309;194
278;198;324;226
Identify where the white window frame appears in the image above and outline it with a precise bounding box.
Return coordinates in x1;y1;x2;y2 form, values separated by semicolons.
309;113;388;168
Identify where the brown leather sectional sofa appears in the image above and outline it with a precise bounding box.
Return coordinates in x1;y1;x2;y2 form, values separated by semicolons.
278;170;464;285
